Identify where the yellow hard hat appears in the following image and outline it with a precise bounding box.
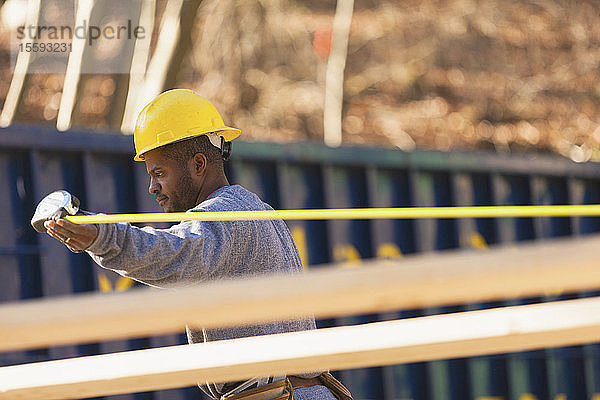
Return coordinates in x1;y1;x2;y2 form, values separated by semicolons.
133;89;240;161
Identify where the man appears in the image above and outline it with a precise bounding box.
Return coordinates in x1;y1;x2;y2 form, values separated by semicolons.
44;89;349;400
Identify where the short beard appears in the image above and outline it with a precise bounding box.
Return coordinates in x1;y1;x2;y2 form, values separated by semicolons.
166;171;198;212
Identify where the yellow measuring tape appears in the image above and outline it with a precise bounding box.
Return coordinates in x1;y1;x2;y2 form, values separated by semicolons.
65;205;600;224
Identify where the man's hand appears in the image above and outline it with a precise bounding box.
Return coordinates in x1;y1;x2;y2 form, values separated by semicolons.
44;219;98;252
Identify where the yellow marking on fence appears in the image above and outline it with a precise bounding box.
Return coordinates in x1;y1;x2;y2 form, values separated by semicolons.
333;244;362;268
470;232;489;250
376;243;403;259
97;272;134;293
519;394;538;400
115;277;135;292
65;204;600;224
290;226;309;271
97;272;112;293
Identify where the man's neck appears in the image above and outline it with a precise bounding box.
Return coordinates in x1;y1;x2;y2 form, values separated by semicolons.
196;175;230;205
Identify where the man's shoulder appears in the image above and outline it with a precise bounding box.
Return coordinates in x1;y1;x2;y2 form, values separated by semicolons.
193;185;268;212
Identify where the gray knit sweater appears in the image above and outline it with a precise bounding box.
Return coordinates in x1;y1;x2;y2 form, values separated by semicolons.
86;185;336;399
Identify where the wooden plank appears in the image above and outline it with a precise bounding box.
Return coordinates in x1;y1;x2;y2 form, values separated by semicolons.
3;233;600;352
2;297;600;399
0;0;41;127
162;0;203;89
120;0;156;133
128;0;185;119
56;0;94;131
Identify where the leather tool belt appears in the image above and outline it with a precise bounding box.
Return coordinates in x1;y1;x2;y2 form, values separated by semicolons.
221;373;353;400
221;378;292;400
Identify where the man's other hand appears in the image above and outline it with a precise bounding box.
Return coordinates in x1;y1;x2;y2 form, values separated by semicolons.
44;219;98;252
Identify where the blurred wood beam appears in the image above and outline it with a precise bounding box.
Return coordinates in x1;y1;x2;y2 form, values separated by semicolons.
3;296;600;398
0;0;41;127
162;0;203;89
323;0;354;147
101;0;148;129
120;0;189;134
5;233;600;351
120;0;156;133
56;0;94;131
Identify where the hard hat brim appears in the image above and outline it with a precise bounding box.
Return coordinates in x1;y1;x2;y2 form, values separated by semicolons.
133;127;241;161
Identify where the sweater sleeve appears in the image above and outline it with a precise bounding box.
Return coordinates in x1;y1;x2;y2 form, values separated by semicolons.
86;216;234;287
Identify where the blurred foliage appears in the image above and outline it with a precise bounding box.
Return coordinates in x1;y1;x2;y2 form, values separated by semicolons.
2;0;600;161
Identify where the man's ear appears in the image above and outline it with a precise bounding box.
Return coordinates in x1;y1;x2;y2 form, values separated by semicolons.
191;153;207;176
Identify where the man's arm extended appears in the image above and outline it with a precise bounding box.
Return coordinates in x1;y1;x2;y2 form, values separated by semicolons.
45;218;235;287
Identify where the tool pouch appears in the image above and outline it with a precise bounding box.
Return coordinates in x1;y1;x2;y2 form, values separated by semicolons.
318;372;354;400
222;379;293;400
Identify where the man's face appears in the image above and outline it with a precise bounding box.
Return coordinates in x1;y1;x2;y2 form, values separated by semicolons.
143;149;198;212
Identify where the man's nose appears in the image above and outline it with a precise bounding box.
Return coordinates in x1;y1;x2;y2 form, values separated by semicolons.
148;177;160;195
